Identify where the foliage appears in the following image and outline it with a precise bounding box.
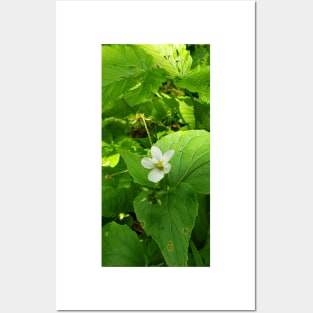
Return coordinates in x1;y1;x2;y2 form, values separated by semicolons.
102;44;210;267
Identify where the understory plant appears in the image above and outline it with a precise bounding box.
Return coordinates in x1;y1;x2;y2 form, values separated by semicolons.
102;44;210;266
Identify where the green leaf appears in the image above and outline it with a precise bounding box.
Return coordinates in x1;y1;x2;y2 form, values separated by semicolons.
187;252;196;266
102;222;145;266
143;237;165;266
189;44;210;69
102;98;134;117
190;240;204;266
191;194;210;248
199;233;210;266
102;121;146;163
102;161;135;217
117;149;155;188
156;130;210;194
102;185;136;217
102;160;133;189
102;153;120;167
138;44;193;79
176;97;195;129
175;66;210;104
102;119;130;143
134;183;198;266
102;45;166;107
124;68;166;105
194;100;210;131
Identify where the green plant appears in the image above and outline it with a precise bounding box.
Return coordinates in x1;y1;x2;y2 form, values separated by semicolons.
102;44;210;267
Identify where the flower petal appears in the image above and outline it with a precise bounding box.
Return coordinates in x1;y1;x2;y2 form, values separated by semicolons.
151;146;162;161
148;168;164;183
163;163;171;174
162;149;175;163
141;157;155;169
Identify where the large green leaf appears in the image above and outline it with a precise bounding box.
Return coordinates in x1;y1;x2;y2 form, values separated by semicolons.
123;68;166;105
156;130;210;194
102;222;145;266
139;44;193;79
134;183;198;266
102;45;166;107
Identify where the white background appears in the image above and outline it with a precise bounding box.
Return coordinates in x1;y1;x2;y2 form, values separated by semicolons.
1;0;313;313
56;1;254;310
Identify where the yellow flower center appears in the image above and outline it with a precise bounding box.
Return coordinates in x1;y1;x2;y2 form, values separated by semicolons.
155;160;164;170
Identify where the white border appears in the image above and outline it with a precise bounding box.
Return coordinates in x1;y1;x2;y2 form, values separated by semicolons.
56;1;255;310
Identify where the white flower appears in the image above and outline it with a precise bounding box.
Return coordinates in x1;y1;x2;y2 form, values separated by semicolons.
141;146;175;183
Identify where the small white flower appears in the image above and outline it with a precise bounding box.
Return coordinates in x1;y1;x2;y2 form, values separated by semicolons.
141;146;175;183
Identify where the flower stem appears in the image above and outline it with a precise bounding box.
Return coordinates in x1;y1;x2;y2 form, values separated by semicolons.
140;114;153;147
105;169;128;180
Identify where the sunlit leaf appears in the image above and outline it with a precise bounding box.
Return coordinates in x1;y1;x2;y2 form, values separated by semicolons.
102;45;166;108
102;153;120;167
138;44;193;79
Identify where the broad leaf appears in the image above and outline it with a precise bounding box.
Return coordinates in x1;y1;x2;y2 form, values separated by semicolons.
102;45;166;107
156;130;210;194
102;222;145;266
139;44;193;79
123;67;166;105
134;183;198;266
175;66;210;104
